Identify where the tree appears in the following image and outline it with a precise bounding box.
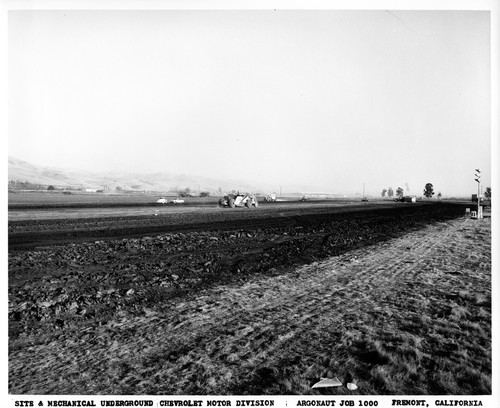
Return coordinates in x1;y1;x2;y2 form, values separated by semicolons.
381;188;387;197
396;187;404;199
387;187;394;198
199;191;210;197
178;187;192;197
47;185;55;191
437;192;442;199
423;183;434;198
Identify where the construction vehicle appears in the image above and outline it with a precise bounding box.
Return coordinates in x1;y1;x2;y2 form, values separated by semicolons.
394;196;416;203
265;193;277;202
219;193;258;208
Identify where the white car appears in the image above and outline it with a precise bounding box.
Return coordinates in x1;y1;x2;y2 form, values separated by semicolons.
156;197;168;204
172;199;184;204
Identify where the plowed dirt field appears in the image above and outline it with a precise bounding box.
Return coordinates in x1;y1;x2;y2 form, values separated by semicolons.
8;202;491;395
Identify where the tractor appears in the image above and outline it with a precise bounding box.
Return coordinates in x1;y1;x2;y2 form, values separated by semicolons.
219;193;258;208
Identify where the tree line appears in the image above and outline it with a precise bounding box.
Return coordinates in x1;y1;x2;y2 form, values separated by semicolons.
380;183;491;200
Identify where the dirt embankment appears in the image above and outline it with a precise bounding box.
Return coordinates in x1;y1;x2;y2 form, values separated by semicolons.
9;202;464;250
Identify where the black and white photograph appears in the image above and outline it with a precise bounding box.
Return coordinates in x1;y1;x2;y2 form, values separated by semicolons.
3;0;498;405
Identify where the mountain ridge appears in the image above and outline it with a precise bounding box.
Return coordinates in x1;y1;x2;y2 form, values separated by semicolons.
7;156;293;194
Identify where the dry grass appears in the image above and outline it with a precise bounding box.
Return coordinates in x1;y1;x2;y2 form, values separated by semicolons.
9;216;491;395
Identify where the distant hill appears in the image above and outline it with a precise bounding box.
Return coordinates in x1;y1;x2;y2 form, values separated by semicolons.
7;156;279;194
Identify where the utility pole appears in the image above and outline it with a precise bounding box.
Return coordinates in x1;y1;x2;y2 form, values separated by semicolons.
474;168;482;219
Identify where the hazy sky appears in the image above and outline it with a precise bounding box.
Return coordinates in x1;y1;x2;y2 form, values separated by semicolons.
8;9;491;195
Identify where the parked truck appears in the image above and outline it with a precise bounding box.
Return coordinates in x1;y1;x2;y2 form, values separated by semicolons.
394;196;416;203
471;194;484;203
265;193;277;202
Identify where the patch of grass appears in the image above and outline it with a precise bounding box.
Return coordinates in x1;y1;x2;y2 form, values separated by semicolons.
450;305;470;321
370;366;396;394
455;367;491;394
432;369;462;394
